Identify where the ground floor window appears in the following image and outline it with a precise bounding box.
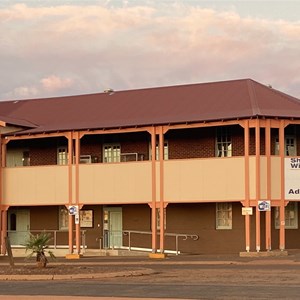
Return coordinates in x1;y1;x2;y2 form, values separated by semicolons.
59;206;69;230
156;208;166;230
275;202;298;229
216;202;232;229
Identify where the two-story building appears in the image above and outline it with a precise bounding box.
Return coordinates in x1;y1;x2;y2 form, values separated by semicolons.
1;78;300;255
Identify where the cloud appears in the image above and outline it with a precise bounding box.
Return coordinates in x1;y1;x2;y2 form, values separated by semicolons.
8;86;40;99
4;75;74;100
41;75;73;92
0;2;299;100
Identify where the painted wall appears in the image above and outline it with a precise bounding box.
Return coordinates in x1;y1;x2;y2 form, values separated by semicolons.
79;162;152;204
164;157;245;202
2;166;69;205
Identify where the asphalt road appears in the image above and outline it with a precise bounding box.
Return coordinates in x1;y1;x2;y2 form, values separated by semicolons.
1;280;300;299
2;254;300;299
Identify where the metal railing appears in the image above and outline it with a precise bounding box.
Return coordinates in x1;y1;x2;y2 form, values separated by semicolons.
7;230;86;251
122;230;199;255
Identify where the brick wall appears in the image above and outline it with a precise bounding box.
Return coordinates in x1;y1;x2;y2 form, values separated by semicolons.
81;135;102;163
28;138;58;166
167;127;215;159
120;132;149;161
232;126;244;156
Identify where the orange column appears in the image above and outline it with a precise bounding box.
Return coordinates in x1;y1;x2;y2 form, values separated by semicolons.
1;208;7;255
75;132;81;254
68;132;73;254
0;134;2;253
0;208;1;254
244;120;251;251
279;120;285;250
265;120;271;251
159;126;165;253
0;137;7;255
151;127;157;253
255;119;261;252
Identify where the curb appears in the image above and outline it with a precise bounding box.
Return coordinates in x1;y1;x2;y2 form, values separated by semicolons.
0;268;155;281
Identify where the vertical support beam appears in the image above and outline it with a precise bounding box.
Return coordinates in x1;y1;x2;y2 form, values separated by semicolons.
68;132;73;254
1;139;6;168
159;126;165;253
279;120;285;250
1;208;8;255
255;119;261;252
244;120;251;252
0;137;7;255
0;208;2;255
151;127;157;253
0;135;2;253
265;119;272;251
74;132;81;254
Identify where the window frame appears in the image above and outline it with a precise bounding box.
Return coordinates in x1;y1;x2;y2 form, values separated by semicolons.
275;202;298;229
57;146;68;165
149;141;169;160
275;135;297;156
59;206;69;230
156;208;167;230
216;127;232;157
103;143;121;163
216;202;232;230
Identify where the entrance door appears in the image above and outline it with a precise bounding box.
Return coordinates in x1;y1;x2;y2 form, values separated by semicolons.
104;207;122;249
8;209;30;245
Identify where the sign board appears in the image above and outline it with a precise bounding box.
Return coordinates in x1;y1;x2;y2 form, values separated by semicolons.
75;213;80;225
242;207;253;215
68;205;79;215
285;158;300;200
258;200;271;212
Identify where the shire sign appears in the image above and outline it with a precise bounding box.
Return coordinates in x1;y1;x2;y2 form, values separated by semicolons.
285;158;300;199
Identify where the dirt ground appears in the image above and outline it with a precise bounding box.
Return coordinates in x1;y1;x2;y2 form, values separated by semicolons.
0;263;138;276
2;254;300;286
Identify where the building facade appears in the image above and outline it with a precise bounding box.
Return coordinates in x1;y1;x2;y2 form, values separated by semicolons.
1;78;300;255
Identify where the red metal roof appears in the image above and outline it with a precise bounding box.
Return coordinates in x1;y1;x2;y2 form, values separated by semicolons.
0;79;299;134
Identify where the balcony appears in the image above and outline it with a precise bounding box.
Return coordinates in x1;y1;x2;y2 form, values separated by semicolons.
2;157;282;206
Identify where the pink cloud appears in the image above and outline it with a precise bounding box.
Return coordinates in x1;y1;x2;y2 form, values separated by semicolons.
40;75;73;92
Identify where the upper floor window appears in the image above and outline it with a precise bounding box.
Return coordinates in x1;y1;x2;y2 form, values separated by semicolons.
275;202;298;229
57;147;68;165
103;144;121;163
149;141;169;160
275;136;296;156
216;127;232;157
216;202;232;229
157;141;169;160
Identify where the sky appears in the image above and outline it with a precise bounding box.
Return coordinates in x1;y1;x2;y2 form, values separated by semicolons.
0;0;299;101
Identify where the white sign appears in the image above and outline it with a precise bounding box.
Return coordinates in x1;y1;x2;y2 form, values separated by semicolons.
75;213;80;224
258;201;271;212
285;158;300;200
68;205;79;215
242;207;253;215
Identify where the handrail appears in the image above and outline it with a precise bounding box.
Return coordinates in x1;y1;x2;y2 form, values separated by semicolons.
122;230;199;255
7;229;86;251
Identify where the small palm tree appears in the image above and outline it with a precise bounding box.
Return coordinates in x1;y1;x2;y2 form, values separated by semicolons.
23;232;55;268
